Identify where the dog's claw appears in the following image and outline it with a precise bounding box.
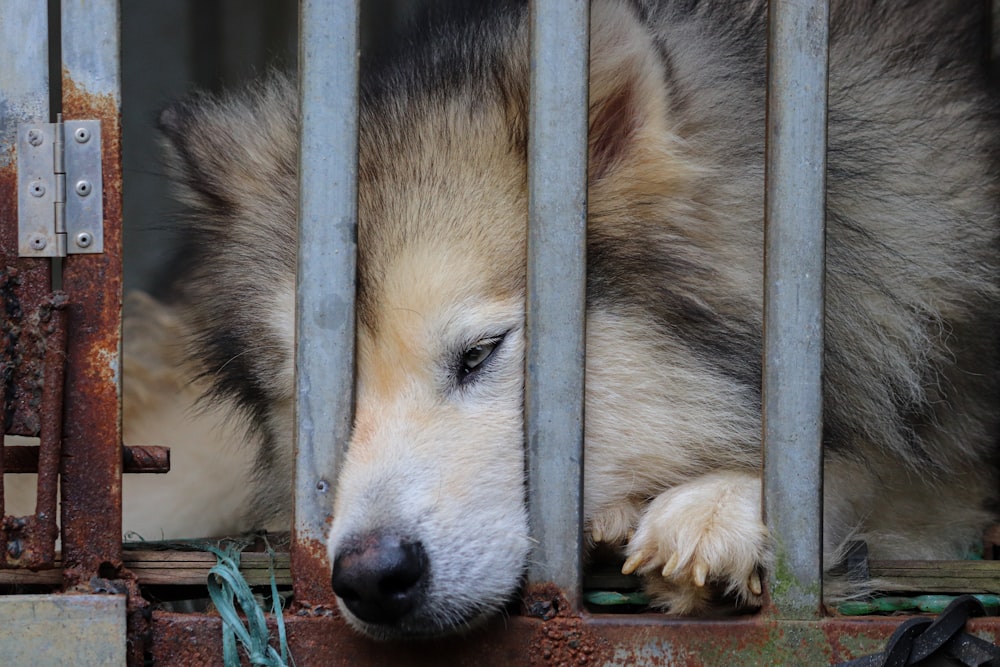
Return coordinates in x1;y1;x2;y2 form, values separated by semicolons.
591;525;604;543
621;550;648;575
748;570;762;596
660;552;680;578
692;561;708;588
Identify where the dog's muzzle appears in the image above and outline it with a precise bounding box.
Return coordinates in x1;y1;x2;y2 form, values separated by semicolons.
331;532;429;625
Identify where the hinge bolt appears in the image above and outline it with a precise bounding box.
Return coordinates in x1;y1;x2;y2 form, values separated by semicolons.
75;232;93;249
74;127;91;143
75;180;92;197
28;181;45;197
27;129;44;147
28;235;46;251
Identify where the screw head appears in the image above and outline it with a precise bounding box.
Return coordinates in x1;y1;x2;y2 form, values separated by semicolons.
29;234;47;251
74;127;91;143
316;479;330;494
28;181;45;197
27;129;43;147
75;180;92;196
75;232;93;249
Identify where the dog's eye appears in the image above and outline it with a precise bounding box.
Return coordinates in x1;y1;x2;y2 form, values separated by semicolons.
458;336;503;383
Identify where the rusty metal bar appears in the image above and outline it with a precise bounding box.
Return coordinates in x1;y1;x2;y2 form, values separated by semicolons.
524;0;590;611
59;0;124;580
3;444;168;474
294;0;360;607
148;611;1000;665
21;295;67;567
0;0;55;568
762;0;829;619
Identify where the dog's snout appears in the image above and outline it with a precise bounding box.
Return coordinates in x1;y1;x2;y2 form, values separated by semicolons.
331;533;428;625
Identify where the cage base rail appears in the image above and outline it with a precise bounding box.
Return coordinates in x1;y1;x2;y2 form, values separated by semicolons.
145;609;1000;666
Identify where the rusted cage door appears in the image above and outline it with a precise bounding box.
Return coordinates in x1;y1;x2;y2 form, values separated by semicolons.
0;1;131;664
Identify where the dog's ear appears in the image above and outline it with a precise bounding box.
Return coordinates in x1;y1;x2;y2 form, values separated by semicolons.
158;76;299;220
588;0;673;182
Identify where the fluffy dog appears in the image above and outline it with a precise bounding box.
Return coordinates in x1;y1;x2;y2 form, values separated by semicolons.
157;0;1000;639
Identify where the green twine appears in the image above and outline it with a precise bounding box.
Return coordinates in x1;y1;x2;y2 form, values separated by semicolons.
204;540;294;667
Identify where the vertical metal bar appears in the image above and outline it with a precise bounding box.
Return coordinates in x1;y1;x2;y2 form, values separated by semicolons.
294;0;359;606
0;1;52;555
31;296;67;565
524;0;589;609
59;0;124;579
0;6;50;148
762;0;829;619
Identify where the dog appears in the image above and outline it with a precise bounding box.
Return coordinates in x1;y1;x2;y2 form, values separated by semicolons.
156;0;1000;640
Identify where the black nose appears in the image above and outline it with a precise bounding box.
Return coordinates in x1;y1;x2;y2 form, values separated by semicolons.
331;533;429;625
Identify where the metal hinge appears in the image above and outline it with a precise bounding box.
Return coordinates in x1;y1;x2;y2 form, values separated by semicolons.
17;115;103;257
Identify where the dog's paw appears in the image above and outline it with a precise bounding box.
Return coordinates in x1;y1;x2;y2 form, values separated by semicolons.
588;498;642;547
622;471;769;615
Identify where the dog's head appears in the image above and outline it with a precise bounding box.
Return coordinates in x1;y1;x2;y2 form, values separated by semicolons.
327;0;683;638
160;0;679;639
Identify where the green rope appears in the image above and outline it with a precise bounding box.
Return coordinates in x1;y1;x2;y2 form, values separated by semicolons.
203;540;294;667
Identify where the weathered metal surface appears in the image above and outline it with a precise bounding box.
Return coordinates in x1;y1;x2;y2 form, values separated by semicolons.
3;293;67;569
146;610;1000;665
294;0;360;608
0;594;127;666
3;444;169;473
0;1;57;440
58;6;124;586
120;444;170;473
0;0;67;573
762;0;829;620
0;3;50;159
525;0;590;611
59;3;146;663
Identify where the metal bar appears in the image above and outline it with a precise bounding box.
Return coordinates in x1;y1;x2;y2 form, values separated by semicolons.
148;611;988;666
59;0;124;580
294;0;360;607
27;295;67;566
524;0;589;610
0;5;50;153
3;445;168;474
0;0;52;561
762;0;829;619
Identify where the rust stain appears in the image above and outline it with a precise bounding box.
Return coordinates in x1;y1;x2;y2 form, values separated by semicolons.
0;148;57;438
58;69;124;587
2;294;68;570
59;68;145;659
290;535;338;611
3;444;169;474
530;617;612;666
147;610;922;666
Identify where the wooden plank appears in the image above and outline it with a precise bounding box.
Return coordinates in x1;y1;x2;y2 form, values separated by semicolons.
0;550;291;587
868;560;1000;594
